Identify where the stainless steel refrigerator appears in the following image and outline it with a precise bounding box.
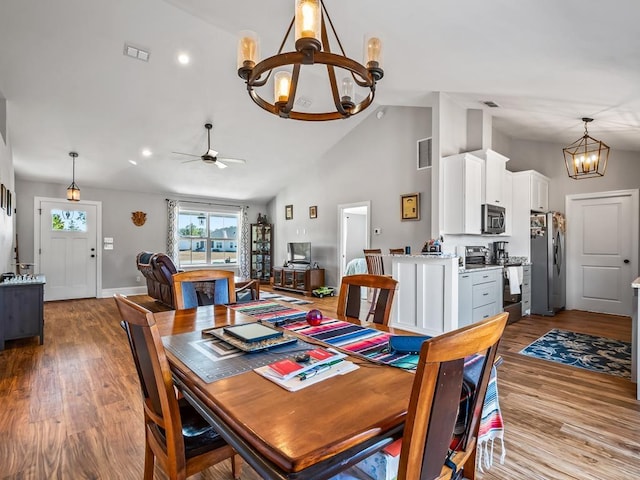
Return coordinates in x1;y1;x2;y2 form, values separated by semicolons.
531;212;566;315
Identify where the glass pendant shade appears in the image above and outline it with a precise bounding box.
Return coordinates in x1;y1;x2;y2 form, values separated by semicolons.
274;70;292;104
67;151;80;202
364;35;383;69
563;118;609;180
237;30;260;72
295;0;321;51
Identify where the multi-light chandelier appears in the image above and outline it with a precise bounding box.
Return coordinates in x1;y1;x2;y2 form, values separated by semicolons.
66;151;80;201
236;0;383;121
563;118;610;180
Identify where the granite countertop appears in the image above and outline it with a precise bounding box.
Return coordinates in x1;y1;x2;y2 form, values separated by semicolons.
459;262;531;274
632;277;640;288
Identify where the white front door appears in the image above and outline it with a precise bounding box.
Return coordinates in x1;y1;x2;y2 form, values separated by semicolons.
38;199;99;301
566;190;638;316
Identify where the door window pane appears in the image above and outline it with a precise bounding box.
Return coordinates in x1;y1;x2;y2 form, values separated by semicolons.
51;210;87;232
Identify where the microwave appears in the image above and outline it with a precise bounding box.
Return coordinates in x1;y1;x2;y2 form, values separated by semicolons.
482;204;506;234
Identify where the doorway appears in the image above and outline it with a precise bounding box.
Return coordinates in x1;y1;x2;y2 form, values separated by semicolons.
565;189;638;316
337;201;370;280
35;197;102;301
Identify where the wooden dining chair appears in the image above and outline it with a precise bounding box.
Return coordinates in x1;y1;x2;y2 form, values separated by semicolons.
389;248;405;255
333;312;508;480
362;249;390;321
337;273;398;326
172;270;259;309
114;294;241;480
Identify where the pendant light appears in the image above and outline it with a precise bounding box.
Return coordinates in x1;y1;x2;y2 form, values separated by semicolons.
563;118;610;179
66;151;80;201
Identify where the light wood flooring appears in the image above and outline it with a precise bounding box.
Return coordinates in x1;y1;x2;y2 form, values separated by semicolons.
1;288;639;479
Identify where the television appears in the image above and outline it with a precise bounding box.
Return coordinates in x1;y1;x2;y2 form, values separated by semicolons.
287;242;311;267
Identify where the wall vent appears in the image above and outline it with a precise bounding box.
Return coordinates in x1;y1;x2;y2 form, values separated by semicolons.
417;137;432;170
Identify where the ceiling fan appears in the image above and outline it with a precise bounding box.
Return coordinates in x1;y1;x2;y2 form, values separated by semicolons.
172;123;246;169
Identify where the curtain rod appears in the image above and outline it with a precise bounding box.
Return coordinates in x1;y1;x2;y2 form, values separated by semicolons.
165;198;246;209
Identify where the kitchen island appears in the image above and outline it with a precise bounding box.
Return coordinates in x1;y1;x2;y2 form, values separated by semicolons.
390;254;459;336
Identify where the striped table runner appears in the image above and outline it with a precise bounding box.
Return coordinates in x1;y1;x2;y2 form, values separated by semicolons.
230;300;505;466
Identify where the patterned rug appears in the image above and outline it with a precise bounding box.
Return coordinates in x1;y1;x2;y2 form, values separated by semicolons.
259;291;313;305
519;329;631;379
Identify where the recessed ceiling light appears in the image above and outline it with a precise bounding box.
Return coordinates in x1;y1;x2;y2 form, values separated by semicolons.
129;159;138;165
178;53;190;65
141;149;152;157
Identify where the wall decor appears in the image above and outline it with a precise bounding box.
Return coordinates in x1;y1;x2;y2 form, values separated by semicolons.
285;204;293;220
6;190;12;216
0;184;5;209
309;205;317;219
131;211;147;226
401;193;420;220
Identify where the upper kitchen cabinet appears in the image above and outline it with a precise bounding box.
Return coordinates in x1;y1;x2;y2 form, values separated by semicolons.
442;152;483;234
470;149;509;207
530;172;549;212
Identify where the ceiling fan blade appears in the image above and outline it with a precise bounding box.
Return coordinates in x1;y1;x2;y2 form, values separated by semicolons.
215;160;228;169
172;151;200;158
180;158;201;164
217;157;246;164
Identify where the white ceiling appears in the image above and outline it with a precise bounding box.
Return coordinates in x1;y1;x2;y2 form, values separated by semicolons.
1;0;639;202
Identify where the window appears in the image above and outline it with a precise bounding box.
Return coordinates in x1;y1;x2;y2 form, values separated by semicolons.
178;209;239;266
51;209;87;232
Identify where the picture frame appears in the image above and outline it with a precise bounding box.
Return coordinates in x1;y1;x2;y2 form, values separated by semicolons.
285;204;293;220
6;190;11;216
0;184;5;209
309;205;317;219
401;193;420;221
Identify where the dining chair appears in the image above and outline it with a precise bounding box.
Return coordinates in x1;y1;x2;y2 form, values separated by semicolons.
389;248;405;255
362;249;388;321
172;270;259;309
336;273;398;326
332;312;508;480
114;294;241;480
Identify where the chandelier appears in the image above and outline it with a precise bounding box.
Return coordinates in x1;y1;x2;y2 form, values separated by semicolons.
66;151;80;201
236;0;383;121
563;118;610;180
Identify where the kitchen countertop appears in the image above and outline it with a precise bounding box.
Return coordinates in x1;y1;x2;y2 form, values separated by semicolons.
459;262;531;273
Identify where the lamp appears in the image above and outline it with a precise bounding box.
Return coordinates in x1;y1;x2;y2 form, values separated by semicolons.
66;151;80;201
563;118;610;180
237;0;383;121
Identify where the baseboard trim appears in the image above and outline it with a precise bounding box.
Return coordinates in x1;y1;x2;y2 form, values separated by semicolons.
100;286;147;298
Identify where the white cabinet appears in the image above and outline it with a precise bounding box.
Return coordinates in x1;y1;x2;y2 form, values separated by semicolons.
458;268;503;327
530;173;549;212
503;170;513;236
471;149;509;207
442;153;482;235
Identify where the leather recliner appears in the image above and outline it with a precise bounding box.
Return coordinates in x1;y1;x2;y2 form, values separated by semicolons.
136;251;259;308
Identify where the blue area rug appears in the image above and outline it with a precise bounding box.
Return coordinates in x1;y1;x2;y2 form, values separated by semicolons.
519;329;631;379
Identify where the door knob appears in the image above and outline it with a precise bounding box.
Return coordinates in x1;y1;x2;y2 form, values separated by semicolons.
91;254;96;258
91;247;95;251
624;259;630;264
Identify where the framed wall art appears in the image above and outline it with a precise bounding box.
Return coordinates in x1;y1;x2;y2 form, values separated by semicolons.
401;193;420;221
6;190;12;216
285;204;293;220
309;205;317;219
0;184;5;209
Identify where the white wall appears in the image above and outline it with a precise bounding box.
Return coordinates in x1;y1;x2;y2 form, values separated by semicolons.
0;94;15;272
267;106;433;286
15;179;267;289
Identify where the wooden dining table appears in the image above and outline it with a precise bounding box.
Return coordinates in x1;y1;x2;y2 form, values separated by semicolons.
154;303;415;480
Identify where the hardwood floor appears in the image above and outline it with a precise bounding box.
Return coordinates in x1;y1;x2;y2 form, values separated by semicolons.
0;289;638;479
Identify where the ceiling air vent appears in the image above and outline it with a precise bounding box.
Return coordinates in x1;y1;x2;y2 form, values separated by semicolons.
481;100;500;108
417;137;432;170
124;43;150;62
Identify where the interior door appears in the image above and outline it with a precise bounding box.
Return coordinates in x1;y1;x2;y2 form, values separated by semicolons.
38;200;98;301
566;191;637;315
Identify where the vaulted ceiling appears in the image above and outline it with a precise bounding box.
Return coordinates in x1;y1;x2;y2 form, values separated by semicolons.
1;0;639;202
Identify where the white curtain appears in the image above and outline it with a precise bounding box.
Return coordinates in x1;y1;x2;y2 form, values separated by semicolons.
167;199;179;263
239;206;250;278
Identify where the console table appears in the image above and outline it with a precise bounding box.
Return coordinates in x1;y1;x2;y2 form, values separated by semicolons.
0;279;46;350
271;267;325;296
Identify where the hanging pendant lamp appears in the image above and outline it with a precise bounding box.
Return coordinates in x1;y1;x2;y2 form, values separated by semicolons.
563;118;610;180
66;151;80;201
